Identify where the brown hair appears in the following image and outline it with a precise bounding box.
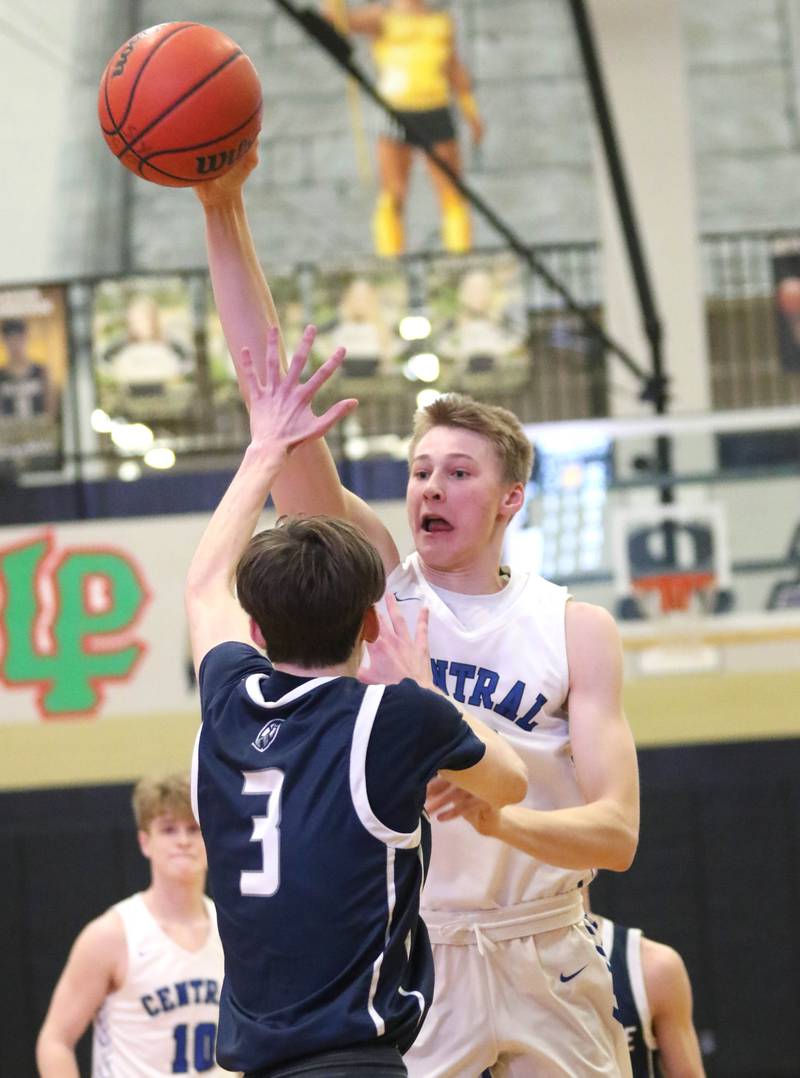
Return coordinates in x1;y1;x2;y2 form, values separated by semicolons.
236;516;385;667
409;394;533;486
132;773;193;832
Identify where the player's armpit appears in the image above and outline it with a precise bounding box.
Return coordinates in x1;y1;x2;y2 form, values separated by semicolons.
186;588;253;680
36;911;125;1076
644;940;706;1078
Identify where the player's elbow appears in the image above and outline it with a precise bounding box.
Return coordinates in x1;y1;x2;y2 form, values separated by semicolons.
36;1027;67;1073
485;756;528;809
603;822;638;872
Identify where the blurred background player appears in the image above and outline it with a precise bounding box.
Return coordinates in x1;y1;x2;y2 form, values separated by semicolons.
36;773;227;1078
185;324;527;1076
322;0;484;256
194;153;639;1077
586;893;706;1078
0;317;57;421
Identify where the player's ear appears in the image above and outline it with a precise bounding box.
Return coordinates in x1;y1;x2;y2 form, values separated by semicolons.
137;829;152;860
362;605;380;645
249;617;267;650
500;482;525;518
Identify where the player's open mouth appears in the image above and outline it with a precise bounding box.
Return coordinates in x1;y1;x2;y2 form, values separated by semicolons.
422;515;453;533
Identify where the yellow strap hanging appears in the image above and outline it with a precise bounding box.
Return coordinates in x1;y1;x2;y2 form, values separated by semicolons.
330;0;373;184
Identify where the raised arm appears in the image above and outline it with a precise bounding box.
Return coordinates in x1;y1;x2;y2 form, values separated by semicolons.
36;912;124;1078
321;1;385;36
194;155;400;573
185;326;356;675
431;602;639;871
644;939;706;1078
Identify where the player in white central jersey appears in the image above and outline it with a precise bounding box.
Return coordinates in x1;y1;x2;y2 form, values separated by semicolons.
37;774;227;1078
193;150;639;1077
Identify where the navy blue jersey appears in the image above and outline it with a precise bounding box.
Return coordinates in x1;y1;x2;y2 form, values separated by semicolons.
193;642;485;1073
602;920;657;1078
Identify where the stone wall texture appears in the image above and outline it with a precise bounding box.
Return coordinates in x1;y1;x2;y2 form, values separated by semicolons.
52;0;800;278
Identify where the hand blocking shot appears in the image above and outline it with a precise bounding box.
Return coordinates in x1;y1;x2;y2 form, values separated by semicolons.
185;327;527;1078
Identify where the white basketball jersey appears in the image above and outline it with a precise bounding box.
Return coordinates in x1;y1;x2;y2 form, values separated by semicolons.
92;893;227;1077
388;552;594;911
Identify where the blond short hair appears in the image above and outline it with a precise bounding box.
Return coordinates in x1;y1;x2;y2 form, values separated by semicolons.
409;394;533;486
132;773;193;832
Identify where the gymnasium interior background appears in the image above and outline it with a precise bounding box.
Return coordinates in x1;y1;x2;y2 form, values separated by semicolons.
2;1;800;1075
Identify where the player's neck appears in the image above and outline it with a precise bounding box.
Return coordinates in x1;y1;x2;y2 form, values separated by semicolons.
144;877;207;924
273;653;361;680
419;556;509;596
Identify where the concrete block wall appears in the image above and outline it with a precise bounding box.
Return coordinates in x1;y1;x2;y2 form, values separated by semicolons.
685;0;800;235
39;0;800;282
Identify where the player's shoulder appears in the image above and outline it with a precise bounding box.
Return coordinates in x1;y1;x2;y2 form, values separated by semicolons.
566;599;619;633
71;904;127;965
565;600;622;652
199;640;270;696
641;936;693;1009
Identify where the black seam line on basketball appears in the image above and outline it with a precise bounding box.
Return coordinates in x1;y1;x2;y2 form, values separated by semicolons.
140;103;262;161
131;144;223;183
119;48;245;154
107;104;260;184
128;141;209;183
102;22;198;138
103;119;219;183
109;49;245;167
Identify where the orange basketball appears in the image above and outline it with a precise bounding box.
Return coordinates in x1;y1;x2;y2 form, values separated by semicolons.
98;22;262;187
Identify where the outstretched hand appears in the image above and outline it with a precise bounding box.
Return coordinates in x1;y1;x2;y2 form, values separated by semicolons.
243;324;357;457
359;593;432;688
193;143;259;208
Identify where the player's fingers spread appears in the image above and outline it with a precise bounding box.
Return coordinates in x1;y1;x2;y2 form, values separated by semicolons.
426;776;450;798
264;325;281;393
286;324;317;390
242;141;260;172
239;347;260;395
303;345;347;398
414;605;430;653
425;781;457;814
385;590;411;638
425;791;451;814
313;399;358;440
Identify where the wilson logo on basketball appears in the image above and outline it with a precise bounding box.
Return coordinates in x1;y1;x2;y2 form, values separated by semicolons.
196;137;254;177
112;41;136;78
0;532;150;717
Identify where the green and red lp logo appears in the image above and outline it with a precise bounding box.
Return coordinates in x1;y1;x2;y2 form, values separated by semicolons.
0;532;150;717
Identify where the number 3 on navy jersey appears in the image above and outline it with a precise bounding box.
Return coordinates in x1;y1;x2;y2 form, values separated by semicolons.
240;769;285;897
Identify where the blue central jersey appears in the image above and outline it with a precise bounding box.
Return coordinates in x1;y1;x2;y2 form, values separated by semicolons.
193;642;484;1073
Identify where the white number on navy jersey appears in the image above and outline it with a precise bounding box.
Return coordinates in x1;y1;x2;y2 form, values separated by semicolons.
240;769;284;897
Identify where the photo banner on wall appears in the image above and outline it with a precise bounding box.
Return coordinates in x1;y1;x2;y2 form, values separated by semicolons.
91;275;200;448
0;286;67;476
772;246;800;373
